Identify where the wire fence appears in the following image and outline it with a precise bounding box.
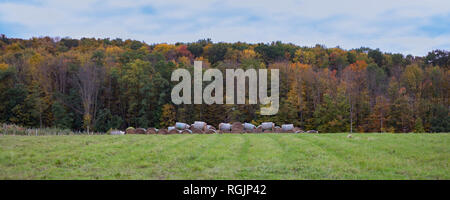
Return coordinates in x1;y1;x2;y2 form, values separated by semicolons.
0;124;103;136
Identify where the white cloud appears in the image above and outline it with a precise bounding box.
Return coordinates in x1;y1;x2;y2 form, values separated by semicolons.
0;0;449;55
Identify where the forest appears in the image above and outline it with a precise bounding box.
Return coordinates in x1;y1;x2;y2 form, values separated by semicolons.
0;34;448;133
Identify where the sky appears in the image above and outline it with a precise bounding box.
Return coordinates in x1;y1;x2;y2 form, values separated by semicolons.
0;0;449;56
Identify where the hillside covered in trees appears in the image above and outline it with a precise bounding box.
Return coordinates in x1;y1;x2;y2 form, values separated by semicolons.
0;35;448;133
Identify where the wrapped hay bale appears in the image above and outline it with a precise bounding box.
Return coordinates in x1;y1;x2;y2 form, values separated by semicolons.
191;127;204;134
157;129;168;134
282;124;294;133
168;126;176;131
193;121;207;130
126;127;135;134
219;123;231;131
168;129;180;134
146;128;157;134
231;122;244;133
261;122;275;131
180;129;192;134
244;123;256;131
110;130;125;135
134;128;146;134
175;122;190;130
206;125;216;131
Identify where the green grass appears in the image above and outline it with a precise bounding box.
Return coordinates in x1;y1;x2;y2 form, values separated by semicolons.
0;133;449;179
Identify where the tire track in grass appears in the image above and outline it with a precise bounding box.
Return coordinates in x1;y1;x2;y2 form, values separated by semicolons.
265;134;301;179
314;134;449;179
273;134;358;179
228;134;251;179
266;133;329;179
236;134;285;179
238;134;251;161
3;136;79;179
305;134;435;179
293;134;361;179
44;135;191;179
165;134;224;179
1;136;124;179
235;134;255;179
185;134;245;179
304;134;419;179
105;134;197;179
148;134;223;179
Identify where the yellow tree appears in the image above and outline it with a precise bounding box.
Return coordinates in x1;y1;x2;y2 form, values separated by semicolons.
160;104;176;128
367;95;390;132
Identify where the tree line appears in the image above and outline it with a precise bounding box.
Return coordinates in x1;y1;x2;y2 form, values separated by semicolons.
0;35;448;133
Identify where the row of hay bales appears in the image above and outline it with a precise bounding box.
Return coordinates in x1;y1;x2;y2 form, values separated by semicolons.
118;121;319;135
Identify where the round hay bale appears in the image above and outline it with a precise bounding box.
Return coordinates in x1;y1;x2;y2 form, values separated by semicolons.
293;127;304;133
193;121;206;130
126;127;135;134
146;128;157;134
231;122;244;132
110;130;124;135
244;122;256;130
261;122;274;130
274;127;282;133
191;127;204;134
175;122;190;130
219;123;231;131
180;129;192;134
168;126;176;131
206;125;216;131
157;129;168;134
281;124;294;132
134;128;146;134
168;129;180;134
205;129;216;134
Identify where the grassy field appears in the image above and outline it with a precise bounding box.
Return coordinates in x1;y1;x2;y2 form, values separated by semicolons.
0;133;449;179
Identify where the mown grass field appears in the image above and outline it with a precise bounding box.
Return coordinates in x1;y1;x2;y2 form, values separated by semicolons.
0;133;449;179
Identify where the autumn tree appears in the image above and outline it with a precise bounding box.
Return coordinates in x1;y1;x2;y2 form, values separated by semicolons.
74;57;103;133
160;104;176;128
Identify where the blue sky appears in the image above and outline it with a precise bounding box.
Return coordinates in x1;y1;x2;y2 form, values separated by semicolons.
0;0;449;56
